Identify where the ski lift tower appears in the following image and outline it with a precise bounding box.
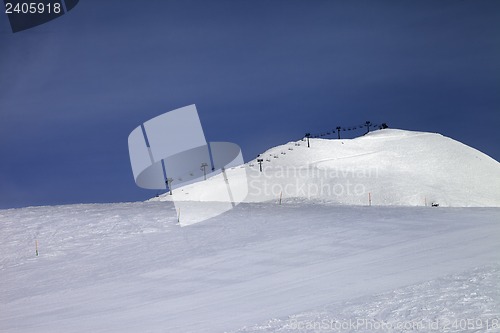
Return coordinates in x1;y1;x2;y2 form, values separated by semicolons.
305;133;311;148
200;162;208;180
257;158;264;172
166;178;173;195
365;121;372;134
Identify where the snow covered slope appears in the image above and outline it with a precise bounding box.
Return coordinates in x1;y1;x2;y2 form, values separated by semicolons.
154;129;500;207
2;129;499;332
1;202;499;332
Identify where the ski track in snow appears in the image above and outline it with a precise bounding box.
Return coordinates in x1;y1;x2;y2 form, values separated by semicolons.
1;201;499;332
231;266;500;332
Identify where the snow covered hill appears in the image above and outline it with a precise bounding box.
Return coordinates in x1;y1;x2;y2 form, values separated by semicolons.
154;129;500;207
2;129;499;332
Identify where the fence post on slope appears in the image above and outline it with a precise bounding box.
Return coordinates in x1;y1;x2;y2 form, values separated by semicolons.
279;191;282;205
35;239;38;256
177;208;181;223
368;192;372;206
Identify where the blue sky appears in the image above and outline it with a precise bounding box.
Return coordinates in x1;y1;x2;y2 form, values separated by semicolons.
1;0;499;209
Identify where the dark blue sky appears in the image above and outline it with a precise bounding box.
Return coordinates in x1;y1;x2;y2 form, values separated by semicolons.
1;0;499;209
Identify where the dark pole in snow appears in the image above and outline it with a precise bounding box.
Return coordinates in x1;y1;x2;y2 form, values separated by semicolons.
166;178;173;195
336;126;341;139
200;163;208;180
257;158;263;172
305;133;311;148
365;121;371;134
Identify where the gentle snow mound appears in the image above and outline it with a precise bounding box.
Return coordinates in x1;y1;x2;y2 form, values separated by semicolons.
154;129;500;207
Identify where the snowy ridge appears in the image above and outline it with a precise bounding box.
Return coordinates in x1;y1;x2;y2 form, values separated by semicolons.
154;129;500;207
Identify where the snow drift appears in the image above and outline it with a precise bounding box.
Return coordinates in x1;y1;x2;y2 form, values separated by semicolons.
1;202;499;332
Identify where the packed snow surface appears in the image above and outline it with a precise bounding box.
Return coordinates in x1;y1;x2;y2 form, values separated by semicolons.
1;201;499;332
153;129;500;207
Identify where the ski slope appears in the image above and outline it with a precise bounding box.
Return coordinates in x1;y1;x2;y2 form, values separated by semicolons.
1;201;499;332
153;129;500;207
2;129;499;332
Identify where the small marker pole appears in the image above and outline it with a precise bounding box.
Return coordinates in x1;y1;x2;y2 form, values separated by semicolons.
35;239;38;256
279;191;282;205
368;192;372;206
177;208;181;223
